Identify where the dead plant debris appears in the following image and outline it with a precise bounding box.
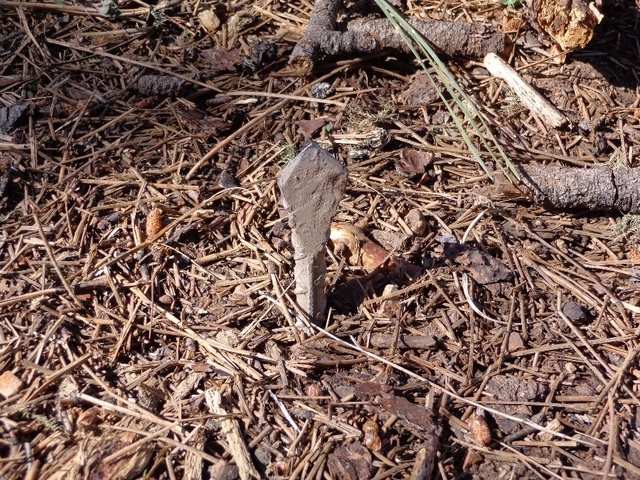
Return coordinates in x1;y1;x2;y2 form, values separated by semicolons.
1;0;640;479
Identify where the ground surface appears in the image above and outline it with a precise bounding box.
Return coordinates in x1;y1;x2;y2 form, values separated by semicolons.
1;0;640;479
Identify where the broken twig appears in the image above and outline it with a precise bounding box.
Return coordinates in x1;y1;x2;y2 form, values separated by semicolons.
290;0;509;74
489;164;640;213
484;53;567;128
205;388;260;480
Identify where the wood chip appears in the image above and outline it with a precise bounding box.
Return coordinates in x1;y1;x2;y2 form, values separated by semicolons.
0;370;23;398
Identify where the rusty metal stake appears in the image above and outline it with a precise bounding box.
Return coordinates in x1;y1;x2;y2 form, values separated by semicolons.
277;142;348;327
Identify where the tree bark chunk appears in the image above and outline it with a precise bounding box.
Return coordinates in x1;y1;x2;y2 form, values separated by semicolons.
206;388;260;480
532;0;600;50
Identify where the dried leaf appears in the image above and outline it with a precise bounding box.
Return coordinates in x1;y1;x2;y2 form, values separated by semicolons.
445;243;513;285
298;118;326;137
370;229;408;252
378;394;438;436
327;441;372;480
353;381;393;399
200;49;243;73
178;109;231;135
395;148;433;177
399;73;439;106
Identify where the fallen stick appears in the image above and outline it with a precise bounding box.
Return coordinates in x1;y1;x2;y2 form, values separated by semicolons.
205;388;260;480
290;0;509;75
370;333;436;350
488;164;640;213
484;53;567;128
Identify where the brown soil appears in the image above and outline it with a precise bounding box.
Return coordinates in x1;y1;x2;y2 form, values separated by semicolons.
1;0;639;479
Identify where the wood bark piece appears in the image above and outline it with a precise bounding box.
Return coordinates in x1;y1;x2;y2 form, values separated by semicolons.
370;333;436;350
277;142;348;326
290;0;509;75
205;388;260;480
409;446;437;480
484;53;567;128
491;164;640;213
532;0;601;50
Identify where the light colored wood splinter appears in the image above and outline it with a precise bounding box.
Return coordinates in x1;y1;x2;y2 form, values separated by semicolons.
484;52;568;128
206;388;260;480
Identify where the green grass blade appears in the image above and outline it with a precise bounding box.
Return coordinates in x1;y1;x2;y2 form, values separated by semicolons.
373;0;520;182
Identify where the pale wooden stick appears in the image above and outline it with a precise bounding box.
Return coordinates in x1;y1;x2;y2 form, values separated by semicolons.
205;388;260;480
484;53;568;128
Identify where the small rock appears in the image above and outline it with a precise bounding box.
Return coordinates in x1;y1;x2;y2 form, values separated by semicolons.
311;82;333;99
0;103;32;135
508;332;525;351
208;461;239;480
485;375;547;434
0;370;23;398
248;39;278;69
158;294;173;305
217;171;238;189
198;8;220;33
